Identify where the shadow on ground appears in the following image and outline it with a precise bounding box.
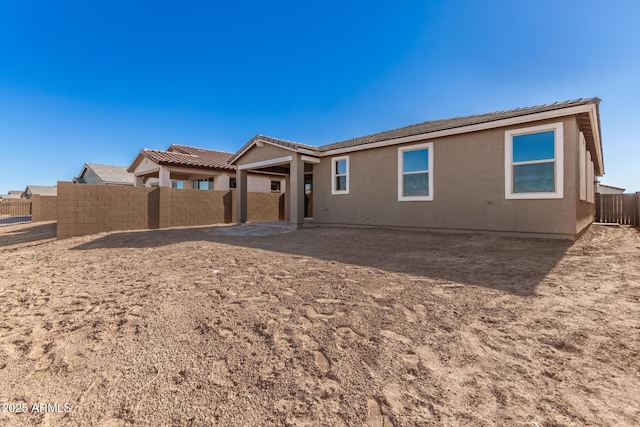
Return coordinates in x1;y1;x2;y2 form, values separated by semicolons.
0;222;57;247
71;224;573;296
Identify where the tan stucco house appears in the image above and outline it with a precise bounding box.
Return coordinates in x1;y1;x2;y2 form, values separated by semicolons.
229;98;603;240
128;144;285;194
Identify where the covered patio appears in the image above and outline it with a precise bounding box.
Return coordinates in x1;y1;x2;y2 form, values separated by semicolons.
230;135;319;228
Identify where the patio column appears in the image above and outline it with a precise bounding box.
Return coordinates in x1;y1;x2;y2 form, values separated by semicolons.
159;166;171;187
289;154;305;228
134;176;144;187
236;169;248;223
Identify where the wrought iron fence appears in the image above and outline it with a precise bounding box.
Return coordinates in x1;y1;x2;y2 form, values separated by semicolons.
0;201;32;226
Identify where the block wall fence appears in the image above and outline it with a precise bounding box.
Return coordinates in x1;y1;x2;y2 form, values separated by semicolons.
31;195;59;222
56;182;283;239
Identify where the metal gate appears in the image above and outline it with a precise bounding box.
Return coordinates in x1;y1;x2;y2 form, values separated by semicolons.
0;201;32;226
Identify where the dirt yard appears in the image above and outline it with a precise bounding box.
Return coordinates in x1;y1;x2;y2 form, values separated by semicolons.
0;222;639;426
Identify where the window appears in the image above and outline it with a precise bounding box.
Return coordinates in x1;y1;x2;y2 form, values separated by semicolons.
192;178;214;190
505;122;563;199
229;177;237;189
579;133;587;201
398;143;433;201
171;181;184;189
271;180;281;192
331;156;349;195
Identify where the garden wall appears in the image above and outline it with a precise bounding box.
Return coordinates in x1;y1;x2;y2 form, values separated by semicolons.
56;182;283;239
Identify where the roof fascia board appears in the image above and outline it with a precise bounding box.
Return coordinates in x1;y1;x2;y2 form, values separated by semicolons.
301;155;321;164
319;104;597;157
586;104;604;176
237;156;293;170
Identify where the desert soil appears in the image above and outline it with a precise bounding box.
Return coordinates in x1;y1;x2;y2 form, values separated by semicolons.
0;222;639;426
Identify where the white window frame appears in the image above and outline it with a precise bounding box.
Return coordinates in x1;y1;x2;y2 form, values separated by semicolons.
398;142;433;202
331;156;349;195
579;132;587;201
505;122;564;200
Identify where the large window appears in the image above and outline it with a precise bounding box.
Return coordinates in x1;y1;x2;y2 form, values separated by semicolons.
398;143;433;201
505;122;564;199
192;178;214;190
331;156;349;195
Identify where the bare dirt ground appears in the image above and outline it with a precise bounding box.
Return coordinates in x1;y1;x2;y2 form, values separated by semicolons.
0;222;639;426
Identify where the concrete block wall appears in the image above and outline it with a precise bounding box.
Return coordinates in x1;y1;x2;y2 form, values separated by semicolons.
160;188;229;227
56;182;284;239
31;195;58;222
57;182;155;239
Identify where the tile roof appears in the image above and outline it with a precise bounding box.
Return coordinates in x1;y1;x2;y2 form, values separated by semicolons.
129;145;235;172
318;98;601;152
86;163;135;185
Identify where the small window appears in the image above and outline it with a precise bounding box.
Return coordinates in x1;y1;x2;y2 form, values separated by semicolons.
171;181;184;189
229;177;237;189
331;156;349;195
192;178;214;190
398;143;433;201
505;122;563;199
271;180;281;192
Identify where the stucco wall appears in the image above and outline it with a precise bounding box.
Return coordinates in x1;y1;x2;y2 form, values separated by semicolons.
313;116;583;239
236;143;293;166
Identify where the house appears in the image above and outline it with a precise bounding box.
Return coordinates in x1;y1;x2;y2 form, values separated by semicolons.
2;191;24;200
596;183;625;194
128;144;284;194
23;185;57;198
73;163;135;186
230;98;603;240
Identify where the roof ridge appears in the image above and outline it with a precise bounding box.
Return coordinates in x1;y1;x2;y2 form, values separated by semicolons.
255;134;317;150
144;148;199;158
169;143;235;155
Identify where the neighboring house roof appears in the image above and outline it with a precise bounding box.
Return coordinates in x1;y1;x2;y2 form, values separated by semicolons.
75;163;135;185
229;97;603;175
128;145;235;172
3;191;23;199
25;185;57;196
597;183;625;192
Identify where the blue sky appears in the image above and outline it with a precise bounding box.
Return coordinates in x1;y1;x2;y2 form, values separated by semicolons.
1;1;639;193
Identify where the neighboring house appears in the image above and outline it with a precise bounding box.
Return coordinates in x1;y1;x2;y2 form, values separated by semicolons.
128;144;284;193
596;183;625;194
2;191;24;200
23;185;57;198
230;98;603;240
73;163;135;186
